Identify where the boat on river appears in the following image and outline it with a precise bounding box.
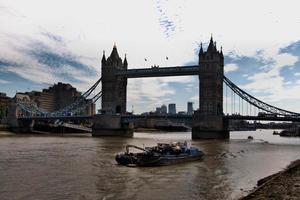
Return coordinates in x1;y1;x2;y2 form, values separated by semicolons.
115;142;204;167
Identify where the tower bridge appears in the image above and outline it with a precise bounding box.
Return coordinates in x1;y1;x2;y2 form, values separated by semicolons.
100;37;226;138
11;37;300;139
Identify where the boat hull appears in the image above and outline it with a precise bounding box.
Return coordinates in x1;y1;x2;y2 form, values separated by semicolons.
116;151;204;167
138;153;204;166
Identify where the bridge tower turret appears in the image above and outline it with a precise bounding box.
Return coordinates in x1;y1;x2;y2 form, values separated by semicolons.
192;36;229;139
101;44;127;114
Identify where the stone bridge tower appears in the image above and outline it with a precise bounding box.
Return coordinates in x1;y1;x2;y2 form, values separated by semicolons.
192;37;229;139
101;45;127;114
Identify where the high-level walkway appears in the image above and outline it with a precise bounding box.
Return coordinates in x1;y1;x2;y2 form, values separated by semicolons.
116;65;200;78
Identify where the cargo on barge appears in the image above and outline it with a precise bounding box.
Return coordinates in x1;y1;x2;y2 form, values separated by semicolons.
115;142;204;166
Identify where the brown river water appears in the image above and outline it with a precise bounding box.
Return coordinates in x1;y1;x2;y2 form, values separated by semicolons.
0;130;300;200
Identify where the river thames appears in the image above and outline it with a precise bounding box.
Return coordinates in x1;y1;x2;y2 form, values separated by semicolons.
0;130;300;200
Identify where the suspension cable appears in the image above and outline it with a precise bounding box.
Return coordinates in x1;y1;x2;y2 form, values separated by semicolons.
223;76;299;116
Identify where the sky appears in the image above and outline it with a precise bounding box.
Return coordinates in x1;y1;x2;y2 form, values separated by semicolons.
0;0;300;114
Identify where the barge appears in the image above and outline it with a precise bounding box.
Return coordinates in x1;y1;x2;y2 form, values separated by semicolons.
115;142;204;166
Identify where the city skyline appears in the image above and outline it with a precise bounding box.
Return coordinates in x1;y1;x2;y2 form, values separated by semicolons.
1;0;300;113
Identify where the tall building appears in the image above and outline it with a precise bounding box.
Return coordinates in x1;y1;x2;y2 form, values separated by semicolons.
187;102;193;115
155;107;162;114
24;82;95;115
0;93;11;119
25;91;55;112
161;104;167;114
168;103;176;114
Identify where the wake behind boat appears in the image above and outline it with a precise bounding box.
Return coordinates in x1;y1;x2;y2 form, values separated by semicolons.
115;142;204;167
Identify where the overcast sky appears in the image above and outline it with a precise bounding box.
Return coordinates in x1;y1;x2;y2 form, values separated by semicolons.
1;0;300;113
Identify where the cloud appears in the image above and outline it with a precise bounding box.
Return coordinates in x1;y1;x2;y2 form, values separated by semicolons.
0;32;99;92
295;73;300;76
243;52;298;91
224;63;239;73
0;59;19;68
41;32;64;43
0;79;9;84
127;78;176;112
27;40;94;73
223;41;300;112
239;48;300;104
190;95;198;102
280;40;300;56
156;0;183;38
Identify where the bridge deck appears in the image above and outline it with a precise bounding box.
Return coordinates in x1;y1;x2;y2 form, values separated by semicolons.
61;122;92;132
19;116;92;120
225;115;300;122
116;65;200;78
19;114;300;122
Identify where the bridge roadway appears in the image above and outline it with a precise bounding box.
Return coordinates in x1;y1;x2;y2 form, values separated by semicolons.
224;115;300;122
19;114;300;122
115;65;200;78
18;116;93;121
18;114;193;121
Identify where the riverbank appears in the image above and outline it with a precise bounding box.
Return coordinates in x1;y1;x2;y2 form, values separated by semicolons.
241;159;300;199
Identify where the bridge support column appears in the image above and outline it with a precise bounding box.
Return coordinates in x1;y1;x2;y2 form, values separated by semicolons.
7;103;19;131
92;114;133;137
7;103;36;133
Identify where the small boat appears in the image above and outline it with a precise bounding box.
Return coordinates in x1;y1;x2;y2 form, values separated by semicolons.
115;142;204;167
273;131;279;135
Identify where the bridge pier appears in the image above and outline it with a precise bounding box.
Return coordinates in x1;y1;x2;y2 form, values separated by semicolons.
92;114;133;137
17;119;35;133
192;129;229;139
7;102;36;133
192;113;229;139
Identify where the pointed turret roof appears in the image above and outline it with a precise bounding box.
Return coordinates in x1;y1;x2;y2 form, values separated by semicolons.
109;43;120;61
214;41;217;52
220;46;224;58
101;50;106;65
123;54;128;66
207;35;215;52
199;42;204;55
101;51;106;61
